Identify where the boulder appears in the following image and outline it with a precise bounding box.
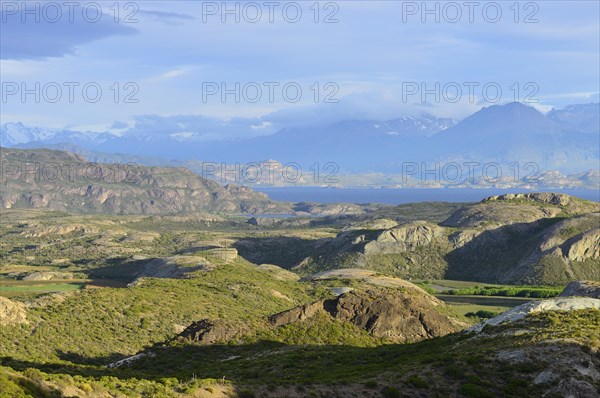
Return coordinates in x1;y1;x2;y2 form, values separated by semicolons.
560;281;600;298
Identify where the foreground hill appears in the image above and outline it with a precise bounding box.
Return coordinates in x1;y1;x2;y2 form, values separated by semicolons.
0;203;599;397
2;302;598;397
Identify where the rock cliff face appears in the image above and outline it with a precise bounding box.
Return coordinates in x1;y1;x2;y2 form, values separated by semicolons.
565;229;600;261
0;148;280;214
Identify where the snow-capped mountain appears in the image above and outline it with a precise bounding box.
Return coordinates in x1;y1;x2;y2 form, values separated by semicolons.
0;122;116;147
1;103;598;173
547;103;600;134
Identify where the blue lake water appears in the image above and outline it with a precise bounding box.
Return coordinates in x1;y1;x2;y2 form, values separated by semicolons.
254;187;600;205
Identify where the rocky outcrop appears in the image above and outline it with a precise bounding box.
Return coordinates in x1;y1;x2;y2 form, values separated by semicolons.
483;192;574;206
442;202;560;228
134;256;212;279
22;271;74;281
496;215;600;284
0;297;27;325
20;223;98;237
564;228;600;261
269;288;463;342
175;286;463;346
269;301;325;327
294;202;366;216
560;281;600;298
291;194;598;284
347;219;398;231
363;222;444;255
176;319;249;345
468;297;600;333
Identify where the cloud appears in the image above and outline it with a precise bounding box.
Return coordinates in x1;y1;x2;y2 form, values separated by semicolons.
121;114;277;141
0;4;138;60
137;10;194;25
110;121;129;129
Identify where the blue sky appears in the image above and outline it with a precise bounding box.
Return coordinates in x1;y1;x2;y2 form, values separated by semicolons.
1;1;599;138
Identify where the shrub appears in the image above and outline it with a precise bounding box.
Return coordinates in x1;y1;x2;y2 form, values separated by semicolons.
406;375;428;388
381;386;402;398
459;383;494;398
444;364;466;379
237;388;256;398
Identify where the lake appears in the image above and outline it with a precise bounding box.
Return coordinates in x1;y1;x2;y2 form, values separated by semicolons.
254;187;600;204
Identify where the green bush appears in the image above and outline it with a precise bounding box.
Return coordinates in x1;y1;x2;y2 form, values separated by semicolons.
381;386;402;398
459;383;494;398
237;389;256;398
406;375;428;388
465;310;499;319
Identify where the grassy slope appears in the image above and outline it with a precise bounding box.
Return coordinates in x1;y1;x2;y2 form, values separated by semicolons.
0;258;329;364
1;309;598;397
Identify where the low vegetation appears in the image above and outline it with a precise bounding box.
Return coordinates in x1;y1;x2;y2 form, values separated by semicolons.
442;285;564;298
0;190;598;397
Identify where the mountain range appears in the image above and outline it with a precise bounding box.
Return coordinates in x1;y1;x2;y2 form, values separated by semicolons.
2;102;598;174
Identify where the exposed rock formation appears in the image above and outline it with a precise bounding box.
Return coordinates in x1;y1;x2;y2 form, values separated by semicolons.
483;192;574;206
295;195;599;285
174;286;463;346
363;222;444;254
20;223;98;237
22;271;74;281
176;319;249;345
442;202;560;228
468;297;600;333
134;256;212;279
347;218;399;231
560;281;600;298
565;228;600;261
0;297;28;325
0;148;281;214
269;288;463;342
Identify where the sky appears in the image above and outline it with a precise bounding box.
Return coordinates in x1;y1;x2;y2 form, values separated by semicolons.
1;0;599;138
